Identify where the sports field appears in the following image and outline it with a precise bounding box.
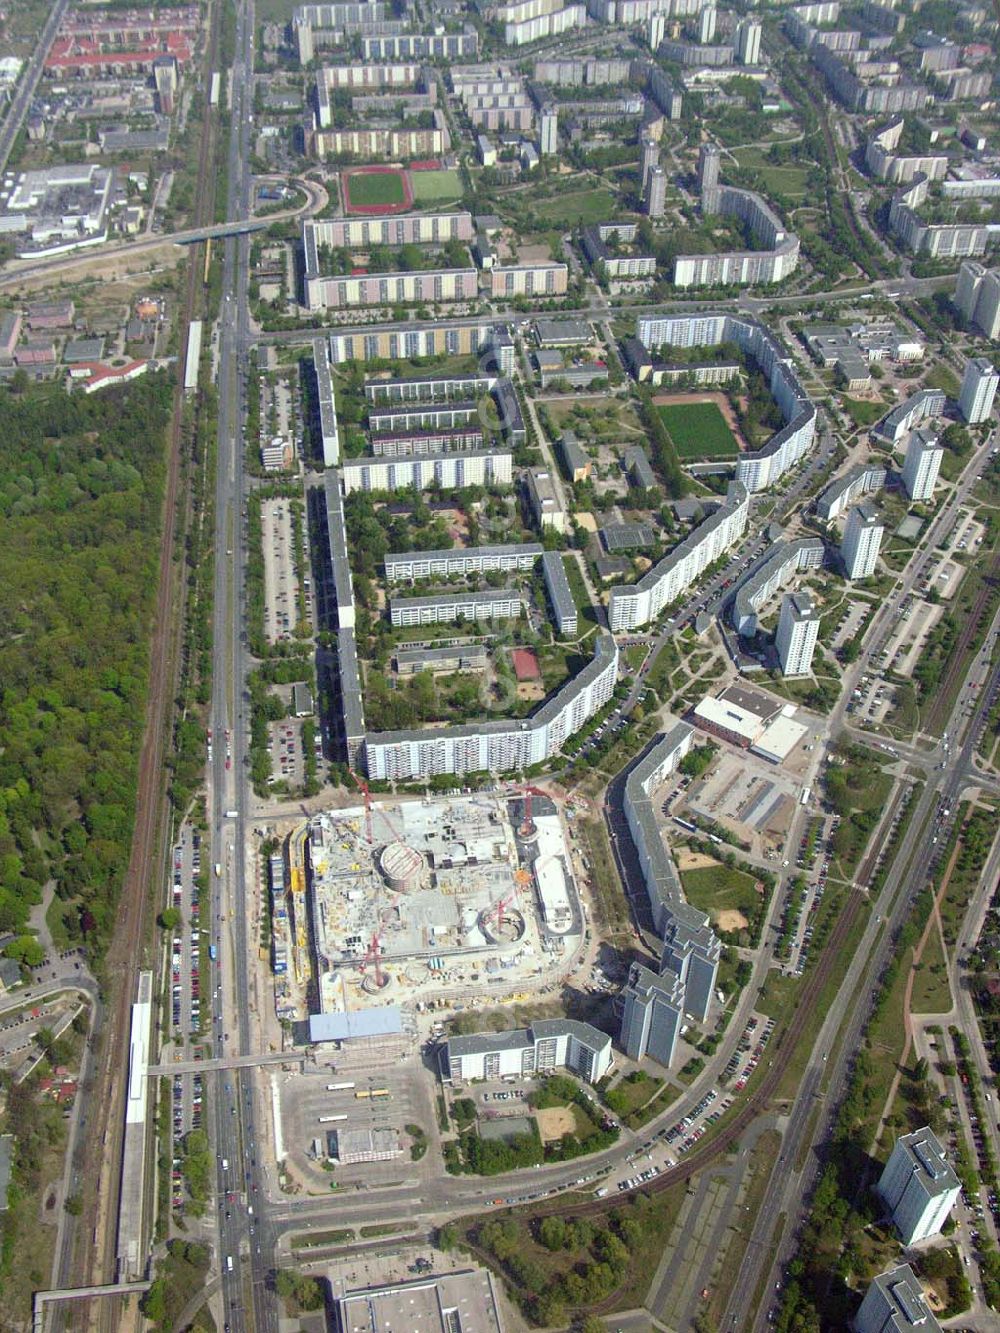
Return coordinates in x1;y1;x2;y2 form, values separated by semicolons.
657;401;738;460
410;168;463;204
344;169;407;208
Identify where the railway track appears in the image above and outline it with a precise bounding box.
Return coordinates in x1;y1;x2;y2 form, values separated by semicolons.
472;887;865;1318
924;547;1000;738
66;4;224;1324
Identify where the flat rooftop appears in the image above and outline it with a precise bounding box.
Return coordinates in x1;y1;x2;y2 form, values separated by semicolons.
337;1269;504;1333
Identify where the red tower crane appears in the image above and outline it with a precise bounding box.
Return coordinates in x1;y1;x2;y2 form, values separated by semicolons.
349;768;373;845
361;931;385;988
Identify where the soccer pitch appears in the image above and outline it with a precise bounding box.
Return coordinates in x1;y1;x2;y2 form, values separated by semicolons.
657;401;739;460
410;168;463;203
345;171;407;207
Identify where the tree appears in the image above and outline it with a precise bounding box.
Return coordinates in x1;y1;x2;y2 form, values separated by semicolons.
538;1215;567;1251
578;1317;607;1333
437;1222;458;1251
140;1280;169;1323
5;936;45;967
158;906;181;930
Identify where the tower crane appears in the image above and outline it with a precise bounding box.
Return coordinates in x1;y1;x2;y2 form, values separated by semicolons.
348;768;373;846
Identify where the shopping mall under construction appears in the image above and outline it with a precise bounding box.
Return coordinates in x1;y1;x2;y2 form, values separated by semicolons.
304;791;584;1017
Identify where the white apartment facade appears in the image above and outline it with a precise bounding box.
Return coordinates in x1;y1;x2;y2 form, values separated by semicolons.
609;482;749;630
364;634;618;779
841;502;884;580
959;357;999;424
339;450;512;494
775;591;819;675
877;1127;960;1244
901;430;943;502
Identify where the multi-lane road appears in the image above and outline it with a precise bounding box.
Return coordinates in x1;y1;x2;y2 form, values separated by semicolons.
208;2;277;1330
0;0;69;173
157;20;994;1332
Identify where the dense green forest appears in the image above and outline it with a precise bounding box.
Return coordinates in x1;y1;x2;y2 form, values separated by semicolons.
0;373;172;955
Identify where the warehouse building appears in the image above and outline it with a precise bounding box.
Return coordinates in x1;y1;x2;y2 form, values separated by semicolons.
335;1271;504;1333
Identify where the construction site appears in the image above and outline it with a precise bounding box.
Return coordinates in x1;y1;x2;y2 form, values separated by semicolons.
278;789;585;1024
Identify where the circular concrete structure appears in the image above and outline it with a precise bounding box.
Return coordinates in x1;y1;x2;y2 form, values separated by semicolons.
479;907;526;946
378;840;425;893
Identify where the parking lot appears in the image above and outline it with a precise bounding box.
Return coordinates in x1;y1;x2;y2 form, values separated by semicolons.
279;1060;438;1187
261;498;302;645
786;817;839;975
169;823;209;1212
268;716;305;787
0;992;78;1078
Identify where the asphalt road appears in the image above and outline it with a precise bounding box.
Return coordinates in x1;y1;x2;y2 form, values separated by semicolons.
723;425;1000;1330
253;274;953;348
208;3;276;1330
0;0;69;173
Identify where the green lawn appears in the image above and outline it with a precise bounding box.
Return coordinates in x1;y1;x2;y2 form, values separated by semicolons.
842;397;885;428
732;147;811;202
657;401;738;460
345;170;406;207
530;187;619;226
909;924;953;1015
681;863;761;922
410;168;463;203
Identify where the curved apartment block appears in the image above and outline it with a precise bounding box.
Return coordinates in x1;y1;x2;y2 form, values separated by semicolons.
637;312;817;492
816;461;887;522
676;145;800;290
621;725;721;1021
674;186;800;289
363;633;619;780
608;481;750;631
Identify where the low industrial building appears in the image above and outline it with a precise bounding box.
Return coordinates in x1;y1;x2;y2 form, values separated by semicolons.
0;165;113;256
334;1270;504;1333
692;685;809;764
533;318;591;347
327;1125;401;1164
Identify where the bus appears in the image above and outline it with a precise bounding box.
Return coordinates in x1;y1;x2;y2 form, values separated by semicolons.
326;1082;355;1091
318;1114;348;1123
